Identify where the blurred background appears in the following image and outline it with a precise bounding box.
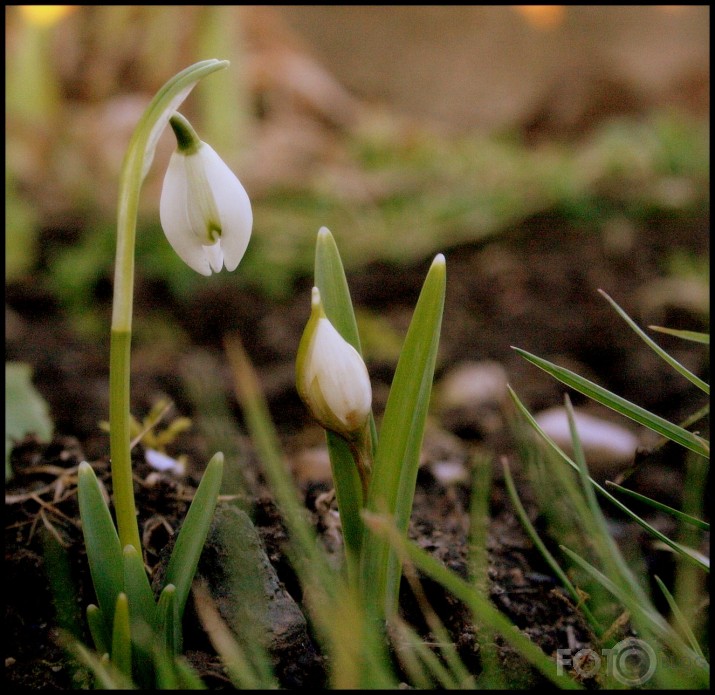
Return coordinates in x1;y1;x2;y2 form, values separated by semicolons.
5;5;710;458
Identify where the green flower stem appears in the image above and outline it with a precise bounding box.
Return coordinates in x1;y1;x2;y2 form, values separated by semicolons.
346;425;373;502
109;59;228;551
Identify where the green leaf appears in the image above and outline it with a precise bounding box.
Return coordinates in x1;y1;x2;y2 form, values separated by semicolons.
111;593;132;679
360;254;446;618
559;545;704;667
123;545;158;635
157;584;179;657
314;227;374;572
86;604;110;657
507;386;709;572
648;326;709;345
501;457;601;632
653;575;705;659
512;347;709;459
563;396;653;607
605;482;709;531
363;512;580;689
77;462;124;635
172;656;208;690
67;640;136;689
163;452;223;620
5;362;53;478
599;290;708;394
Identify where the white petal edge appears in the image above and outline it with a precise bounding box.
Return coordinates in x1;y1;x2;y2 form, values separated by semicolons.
160;152;212;276
199;144;252;272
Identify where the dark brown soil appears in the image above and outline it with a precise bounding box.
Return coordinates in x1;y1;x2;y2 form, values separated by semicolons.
5;210;709;688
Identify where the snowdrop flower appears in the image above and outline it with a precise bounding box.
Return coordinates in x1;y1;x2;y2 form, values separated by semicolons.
160;112;252;276
296;287;372;439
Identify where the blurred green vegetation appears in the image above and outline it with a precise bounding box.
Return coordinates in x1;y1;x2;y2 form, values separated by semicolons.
5;5;709;329
10;109;710;337
247;111;709;297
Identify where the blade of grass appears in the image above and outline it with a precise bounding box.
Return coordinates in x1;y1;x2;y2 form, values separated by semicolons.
563;396;652;608
508;386;709;571
653;575;705;660
648;326;709;345
501;457;601;633
653;574;705;659
192;581;277;689
512;347;709;459
363;510;582;689
559;545;707;675
400;562;475;687
67;639;136;689
598;290;709;395
388;617;434;689
605;482;709;531
224;334;397;689
391;618;460;689
360;254;446;619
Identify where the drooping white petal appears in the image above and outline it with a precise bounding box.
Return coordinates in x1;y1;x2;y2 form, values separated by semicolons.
199;144;253;272
160;152;213;275
203;242;224;273
160;141;252;276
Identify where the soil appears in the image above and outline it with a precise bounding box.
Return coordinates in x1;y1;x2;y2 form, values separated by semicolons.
4;210;709;688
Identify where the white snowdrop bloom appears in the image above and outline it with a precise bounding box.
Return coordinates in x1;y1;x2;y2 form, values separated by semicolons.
160;113;252;276
296;287;372;439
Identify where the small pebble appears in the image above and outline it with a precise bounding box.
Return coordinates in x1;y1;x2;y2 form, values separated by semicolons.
533;406;639;472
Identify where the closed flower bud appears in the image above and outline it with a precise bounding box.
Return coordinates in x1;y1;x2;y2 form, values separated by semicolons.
160;112;252;276
296;287;372;439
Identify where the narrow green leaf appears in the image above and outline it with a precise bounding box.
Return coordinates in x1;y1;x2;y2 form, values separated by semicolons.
172;656;208;690
564;396;652;608
360;254;446;618
152;642;178;690
86;604;110;657
653;575;705;659
508;386;709;572
605;482;709;531
648;326;710;345
68;640;136;689
314;226;363;352
512;347;709;459
111;593;132;679
599;290;709;394
314;226;375;569
363;512;581;689
559;545;702;664
501;457;601;632
157;584;179;657
123;545;158;635
164;452;223;620
77;462;124;634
